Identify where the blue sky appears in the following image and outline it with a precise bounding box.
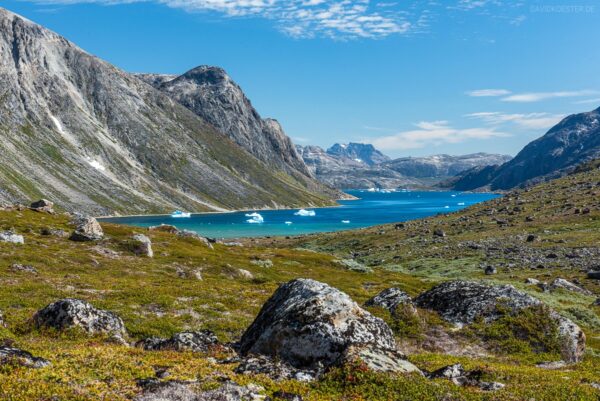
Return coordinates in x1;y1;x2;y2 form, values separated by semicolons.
4;0;600;158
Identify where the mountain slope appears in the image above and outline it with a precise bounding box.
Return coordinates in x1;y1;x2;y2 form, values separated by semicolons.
450;107;600;191
326;143;390;165
0;7;335;215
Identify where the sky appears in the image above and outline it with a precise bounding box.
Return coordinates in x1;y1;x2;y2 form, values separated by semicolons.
3;0;600;158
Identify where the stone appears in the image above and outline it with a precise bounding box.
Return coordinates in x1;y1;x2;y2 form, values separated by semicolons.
70;216;104;241
594;298;600;306
40;227;67;237
0;231;24;244
337;344;421;374
526;234;537;242
479;382;505;391
239;279;404;372
484;266;497;275
587;271;600;280
137;330;219;353
148;224;179;233
237;269;254;280
335;259;372;273
131;234;153;258
433;229;446;238
250;259;273;269
427;363;504;391
0;346;50;368
30;199;54;213
235;355;318;382
9;263;38;274
272;391;303;401
135;381;266;401
177;230;213;249
525;278;540;285
549;278;591;295
364;288;415;314
33;298;126;337
415;280;585;362
536;361;568;370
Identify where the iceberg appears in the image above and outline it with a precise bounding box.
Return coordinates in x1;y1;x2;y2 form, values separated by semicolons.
284;221;293;225
294;209;316;217
341;220;350;224
245;212;264;224
457;202;465;206
171;210;191;218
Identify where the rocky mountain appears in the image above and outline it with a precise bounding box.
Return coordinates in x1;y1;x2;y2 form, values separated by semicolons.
297;143;511;189
296;145;420;189
0;7;336;215
326;143;390;166
383;153;512;179
449;107;600;191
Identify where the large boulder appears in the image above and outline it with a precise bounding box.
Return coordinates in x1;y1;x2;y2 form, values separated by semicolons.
70;216;104;241
415;280;586;362
135;381;266;401
137;330;218;353
239;279;412;372
30;199;54;213
0;231;24;244
0;346;50;368
33;298;126;337
364;288;415;314
131;234;154;258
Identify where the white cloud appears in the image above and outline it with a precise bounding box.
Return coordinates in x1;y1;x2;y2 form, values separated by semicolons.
368;120;508;151
573;98;600;105
467;89;511;97
501;90;599;103
465;111;564;129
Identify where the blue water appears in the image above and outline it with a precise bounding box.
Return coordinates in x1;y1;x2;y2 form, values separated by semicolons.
100;190;499;239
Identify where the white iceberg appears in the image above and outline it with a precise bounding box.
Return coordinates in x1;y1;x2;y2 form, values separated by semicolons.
245;212;264;224
294;209;316;217
284;221;293;225
171;210;191;218
341;220;350;224
457;202;465;206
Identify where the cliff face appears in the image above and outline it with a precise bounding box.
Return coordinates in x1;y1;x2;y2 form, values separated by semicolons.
0;7;336;215
450;108;600;191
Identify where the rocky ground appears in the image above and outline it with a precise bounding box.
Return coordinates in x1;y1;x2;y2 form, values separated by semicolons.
0;165;599;399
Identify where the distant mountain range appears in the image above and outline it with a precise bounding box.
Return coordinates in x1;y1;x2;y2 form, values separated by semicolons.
296;143;511;189
0;7;338;215
448;107;600;191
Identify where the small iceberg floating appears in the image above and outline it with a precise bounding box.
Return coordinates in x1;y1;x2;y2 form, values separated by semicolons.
245;212;264;224
294;209;316;217
341;220;351;224
444;205;450;209
457;202;465;206
284;221;293;225
171;210;191;218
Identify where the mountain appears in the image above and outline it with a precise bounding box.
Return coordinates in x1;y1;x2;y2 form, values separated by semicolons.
0;7;336;215
326;143;390;166
383;153;512;179
449;107;600;191
136;67;312;179
296;145;420;189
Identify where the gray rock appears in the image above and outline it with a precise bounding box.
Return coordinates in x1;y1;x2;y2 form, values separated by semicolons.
9;263;38;274
137;330;219;353
428;363;504;391
135;381;266;401
587;271;600;280
337;344;421;374
364;288;415;314
239;279;404;372
235;355;318;382
479;382;505;391
177;230;213;249
549;278;591;295
0;231;24;244
433;229;446;238
0;346;50;368
70;216;104;242
237;269;254;280
536;360;568;370
40;227;67;237
131;234;154;258
30;199;54;213
415;280;585;362
250;259;273;269
335;259;372;273
33;298;126;337
525;278;540;285
484;266;497;275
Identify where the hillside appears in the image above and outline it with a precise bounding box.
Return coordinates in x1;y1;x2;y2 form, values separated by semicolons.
0;7;336;215
450;107;600;191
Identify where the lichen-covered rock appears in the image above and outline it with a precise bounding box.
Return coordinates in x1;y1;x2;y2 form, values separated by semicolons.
135;380;266;401
337;344;421;374
148;224;179;233
235;355;317;382
30;199;54;213
415;280;585;362
131;234;153;258
137;330;218;353
70;216;104;241
33;298;126;337
427;363;504;391
548;278;591;295
364;288;414;314
9;263;38;274
0;231;24;244
0;346;50;368
177;230;213;249
239;279;400;371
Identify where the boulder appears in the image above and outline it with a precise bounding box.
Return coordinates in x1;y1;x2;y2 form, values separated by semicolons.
337;344;421;374
364;288;415;314
415;280;585;362
131;234;154;258
177;230;213;249
135;381;266;401
235;355;317;382
484;266;497;275
9;263;38;274
433;229;446;238
587;271;600;280
549;278;591;295
237;269;254;280
0;346;50;368
427;363;504;391
239;279;404;372
148;224;179;233
0;231;24;244
137;330;219;353
33;298;126;337
70;216;104;241
30;199;54;213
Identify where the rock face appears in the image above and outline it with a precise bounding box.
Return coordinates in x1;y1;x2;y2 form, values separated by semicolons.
449;107;600;191
33;298;126;337
137;330;218;353
239;279;407;371
0;231;24;244
0;7;336;215
136;67;339;201
30;199;54;213
0;346;50;368
364;288;414;314
131;234;153;258
415;280;586;362
70;216;104;242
